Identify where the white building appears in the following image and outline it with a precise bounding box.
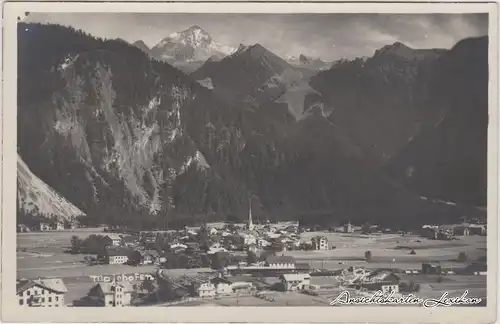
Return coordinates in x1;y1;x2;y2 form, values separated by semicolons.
17;278;67;307
280;273;311;291
195;282;216;298
211;277;233;295
106;248;130;265
105;234;122;247
381;284;399;294
54;222;65;231
311;236;328;250
87;282;134;307
239;233;257;246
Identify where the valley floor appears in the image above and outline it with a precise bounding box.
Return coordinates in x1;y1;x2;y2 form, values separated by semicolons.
16;229;487;306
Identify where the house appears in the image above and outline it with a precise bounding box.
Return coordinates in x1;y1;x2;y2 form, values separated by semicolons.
344;222;353;233
38;223;51;232
265;256;296;268
17;224;30;233
121;235;139;247
225;276;257;293
453;226;470;236
53;221;65;231
311;236;328;250
105;248;131;265
468;224;486;236
86;281;134;307
280;273;311;291
140;250;160;265
210;277;233;295
68;219;80;229
192;281;216;298
358;270;400;293
238;232;257;246
105;234;122;247
17;278;67;307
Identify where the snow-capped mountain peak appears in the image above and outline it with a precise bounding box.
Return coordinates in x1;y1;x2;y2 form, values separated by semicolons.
150;25;235;63
165;25;213;47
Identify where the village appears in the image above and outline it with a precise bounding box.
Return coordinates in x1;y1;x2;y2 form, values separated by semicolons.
17;205;487;307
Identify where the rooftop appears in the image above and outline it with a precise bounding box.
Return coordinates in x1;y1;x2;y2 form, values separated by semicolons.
96;282;134;294
17;278;68;295
280;273;310;281
106;247;133;257
266;255;296;264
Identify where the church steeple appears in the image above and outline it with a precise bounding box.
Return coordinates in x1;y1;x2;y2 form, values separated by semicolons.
248;197;254;230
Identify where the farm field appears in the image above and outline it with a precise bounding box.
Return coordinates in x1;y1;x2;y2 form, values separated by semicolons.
288;232;486;270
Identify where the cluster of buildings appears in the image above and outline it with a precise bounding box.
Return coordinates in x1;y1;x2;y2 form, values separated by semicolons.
420;223;486;240
17;218;79;232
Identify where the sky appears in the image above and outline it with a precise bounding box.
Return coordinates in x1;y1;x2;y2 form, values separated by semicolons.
25;13;488;61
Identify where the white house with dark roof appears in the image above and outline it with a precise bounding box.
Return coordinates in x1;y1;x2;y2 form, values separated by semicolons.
87;281;134;307
105;248;132;265
17;278;67;307
280;273;311;291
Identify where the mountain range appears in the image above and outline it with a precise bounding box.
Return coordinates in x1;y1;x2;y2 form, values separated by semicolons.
16;22;488;228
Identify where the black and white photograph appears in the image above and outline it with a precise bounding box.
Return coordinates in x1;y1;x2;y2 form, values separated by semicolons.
1;1;498;322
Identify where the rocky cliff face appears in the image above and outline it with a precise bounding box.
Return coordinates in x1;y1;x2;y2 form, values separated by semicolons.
18;154;84;219
17;23;239;226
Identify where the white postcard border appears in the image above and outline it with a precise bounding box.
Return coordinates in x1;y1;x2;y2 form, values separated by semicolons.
1;2;498;323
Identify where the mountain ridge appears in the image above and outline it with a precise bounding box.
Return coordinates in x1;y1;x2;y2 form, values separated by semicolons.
16;23;487;229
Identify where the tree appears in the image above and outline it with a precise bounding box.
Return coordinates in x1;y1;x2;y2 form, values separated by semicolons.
457;252;468;262
259;250;276;262
246;250;258;265
410;281;420;292
140;277;157;295
128;250;142;265
70;235;82;254
365;250;372;261
200;254;212;268
212;252;229;269
178;253;190;269
82;234;112;254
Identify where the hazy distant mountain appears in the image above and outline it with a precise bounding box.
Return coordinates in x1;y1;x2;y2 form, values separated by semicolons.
149;25;235;73
286;54;332;71
132;40;150;54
